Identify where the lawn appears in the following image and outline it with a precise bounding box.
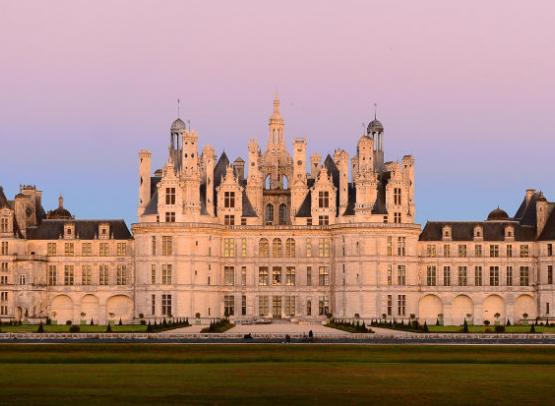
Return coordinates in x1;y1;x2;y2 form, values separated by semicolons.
0;324;147;333
428;325;555;334
0;344;554;405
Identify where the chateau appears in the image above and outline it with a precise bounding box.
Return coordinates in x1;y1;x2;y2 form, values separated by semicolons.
1;97;554;326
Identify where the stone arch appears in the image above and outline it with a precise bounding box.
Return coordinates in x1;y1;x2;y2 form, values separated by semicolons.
265;203;274;225
106;295;133;323
482;294;505;324
272;238;282;257
80;294;100;323
418;295;443;324
51;295;74;325
278;203;288;225
513;294;536;324
451;295;474;325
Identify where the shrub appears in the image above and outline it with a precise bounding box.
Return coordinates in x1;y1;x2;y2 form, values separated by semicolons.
506;319;511;326
423;321;429;333
146;321;153;333
106;324;112;333
65;320;72;326
140;319;146;325
139;313;144;319
494;325;505;333
484;320;490;327
118;318;123;326
46;318;52;325
530;324;536;333
463;319;469;333
69;325;80;333
37;322;45;333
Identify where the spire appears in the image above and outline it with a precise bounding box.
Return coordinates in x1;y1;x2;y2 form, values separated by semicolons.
374;103;377;120
58;194;64;208
271;94;281;119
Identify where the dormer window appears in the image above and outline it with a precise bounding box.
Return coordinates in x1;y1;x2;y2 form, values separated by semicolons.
99;223;110;240
504;225;514;239
442;226;452;240
473;225;483;240
64;223;75;239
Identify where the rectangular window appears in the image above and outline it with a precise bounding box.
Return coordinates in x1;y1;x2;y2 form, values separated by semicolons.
47;243;57;256
506;266;513;286
99;265;109;285
162;264;172;284
241;238;247;256
224;295;235;316
490;245;499;258
426;266;437;286
81;242;92;256
458;266;467;286
306;218;312;226
393;212;401;223
284;296;296;317
319;296;329;316
306;267;312;286
242;295;247;316
319;239;330;257
474;245;482;257
116;265;128;285
426;244;437;257
548;243;553;257
0;218;8;233
443;266;451;286
286;267;296;286
258;267;269;286
151;264;156;284
520;245;529;258
272;296;282;317
224;238;235;257
258;296;269;317
318;215;329;226
318;191;329;208
161;294;172;316
397;295;406;316
241;217;247;225
443;245;450;257
489;266;499;286
548;302;551;315
0;275;7;285
162;236;172;256
82;265;92;285
474;266;483;286
319;266;329;286
0;242;8;255
397;237;406;256
272;267;282;285
393;188;402;205
506;244;513;258
387;265;392;285
306;239;312;257
241;266;247;286
151;294;156;315
116;242;126;256
520;266;529;286
48;265;57;286
306;299;312;316
0;262;7;272
548;265;553;285
224;191;235;208
165;187;176;205
458;244;467;257
397;265;406;286
151;237;157;256
387;237;393;256
165;212;176;222
387;295;393;316
224;215;235;225
64;242;74;256
224;266;234;286
99;242;109;256
64;265;74;286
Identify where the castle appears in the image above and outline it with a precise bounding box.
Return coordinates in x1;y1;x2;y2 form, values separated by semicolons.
1;97;554;326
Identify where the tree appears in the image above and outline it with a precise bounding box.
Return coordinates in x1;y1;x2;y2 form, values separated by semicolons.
106;323;112;333
37;322;45;333
118;318;123;326
530;324;536;333
423;321;429;333
90;318;94;326
463;319;469;333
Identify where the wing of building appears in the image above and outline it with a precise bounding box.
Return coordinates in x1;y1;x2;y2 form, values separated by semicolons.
0;97;554;326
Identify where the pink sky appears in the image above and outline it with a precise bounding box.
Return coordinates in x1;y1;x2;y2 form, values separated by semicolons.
0;1;554;225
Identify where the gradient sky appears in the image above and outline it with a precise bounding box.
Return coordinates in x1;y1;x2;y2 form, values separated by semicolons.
1;1;554;227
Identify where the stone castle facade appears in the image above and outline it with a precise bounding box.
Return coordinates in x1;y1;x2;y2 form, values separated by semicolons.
1;97;554;325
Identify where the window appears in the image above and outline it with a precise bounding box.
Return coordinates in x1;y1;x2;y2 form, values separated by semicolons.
241;238;247;256
443;245;450;257
99;242;109;256
548;265;553;285
65;242;74;256
318;191;329;208
99;265;109;285
506;244;513;257
241;266;247;286
242;295;247;316
48;265;57;286
0;262;7;272
47;243;57;256
426;266;437;286
116;243;126;256
161;294;172;316
489;266;499;286
286;267;296;286
151;264;156;284
259;296;269;316
284;296;295;317
548;302;551;315
443;266;451;286
224;238;235;257
387;237;393;256
458;266;467;286
548;243;553;257
426;244;437;257
306;239;312;257
258;267;269;286
151;294;156;316
0;275;6;285
224;215;235;225
394;188;401;205
397;295;406;316
474;266;483;286
0;218;8;232
519;266;529;286
0;292;7;316
306;267;312;286
458;244;467;257
520;245;529;258
1;241;8;255
279;204;288;225
306;218;312;226
272;296;282;317
393;212;401;223
387;295;393;316
319;266;329;286
162;264;172;284
224;266;234;286
318;215;329;226
259;238;269;257
285;238;295;257
397;265;406;286
162;236;172;256
151;237;157;256
241;218;247;225
81;242;92;256
64;265;74;286
474;245;482;257
306;299;312;316
116;265;128;285
490;245;499;258
387;265;392;285
82;265;92;285
224;295;235;316
319;239;330;257
224;191;235;208
265;204;274;225
397;237;406;256
165;212;176;222
272;267;282;285
165;187;176;205
18;274;26;285
272;238;282;257
319;296;329;316
383;215;388;223
506;266;513;286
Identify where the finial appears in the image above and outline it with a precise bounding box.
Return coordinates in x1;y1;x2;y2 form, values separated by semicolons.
58;194;63;208
177;98;181;118
374;103;377;120
187;119;191;131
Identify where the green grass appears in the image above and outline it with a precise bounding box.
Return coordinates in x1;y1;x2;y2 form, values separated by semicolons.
0;324;148;333
428;325;555;334
0;345;554;405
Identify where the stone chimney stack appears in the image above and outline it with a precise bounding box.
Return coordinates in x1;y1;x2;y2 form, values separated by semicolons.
536;194;550;237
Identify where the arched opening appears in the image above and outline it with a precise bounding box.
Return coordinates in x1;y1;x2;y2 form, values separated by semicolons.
259;238;269;257
80;294;100;324
285;238;296;257
51;295;74;325
281;175;289;190
265;203;274;225
264;175;271;190
514;294;536;324
278;203;288;225
272;238;282;257
106;295;133;323
418;295;443;324
452;295;473;325
482;295;505;325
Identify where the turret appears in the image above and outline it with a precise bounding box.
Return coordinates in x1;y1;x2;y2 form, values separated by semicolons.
138;149;152;217
202;145;216;216
310;153;321;179
367;116;384;171
537;194;550;237
247;139;263;216
292;138;308;216
334;149;349;216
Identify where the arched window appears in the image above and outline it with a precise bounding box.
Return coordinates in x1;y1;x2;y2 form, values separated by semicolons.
264;175;271;190
281;175;289;190
285;238;296;258
259;238;269;257
278;203;288;225
272;238;282;257
265;204;274;225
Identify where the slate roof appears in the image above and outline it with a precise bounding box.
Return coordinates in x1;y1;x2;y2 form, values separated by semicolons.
419;221;536;242
143;189;159;215
27;219;132;240
0;187;10;209
241;191;257;217
538;203;555;241
296;191;312;217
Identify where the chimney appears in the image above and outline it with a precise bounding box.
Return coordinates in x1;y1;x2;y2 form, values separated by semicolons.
525;189;536;204
536;194;550;237
233;157;245;180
